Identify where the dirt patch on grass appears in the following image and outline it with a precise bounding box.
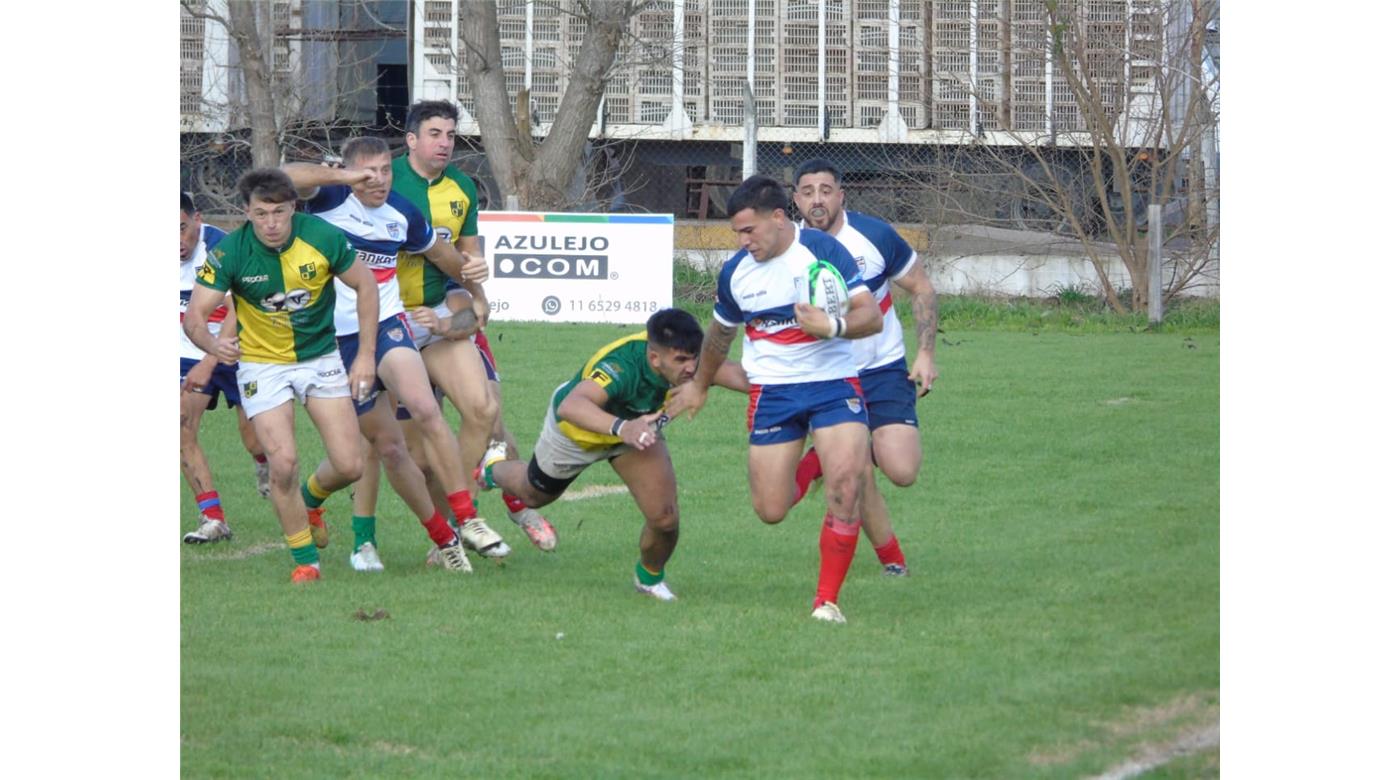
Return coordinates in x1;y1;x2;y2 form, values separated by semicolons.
184;542;283;561
1025;690;1219;777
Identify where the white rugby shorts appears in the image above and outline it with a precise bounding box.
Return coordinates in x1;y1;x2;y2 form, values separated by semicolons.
236;353;351;418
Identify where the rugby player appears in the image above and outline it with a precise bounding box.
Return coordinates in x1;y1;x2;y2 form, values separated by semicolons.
666;175;883;624
476;308;747;600
184;169;379;582
789;158;940;577
388;99;557;554
179;191;270;544
282;136;501;571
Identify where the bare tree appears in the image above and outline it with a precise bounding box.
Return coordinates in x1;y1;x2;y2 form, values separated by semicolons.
459;0;644;210
906;0;1218;313
180;0;403;211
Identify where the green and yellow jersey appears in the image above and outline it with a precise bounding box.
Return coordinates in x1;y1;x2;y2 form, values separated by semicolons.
390;154;479;308
196;212;355;364
551;332;672;450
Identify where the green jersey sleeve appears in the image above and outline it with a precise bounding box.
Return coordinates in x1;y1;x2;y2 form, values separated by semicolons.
586;357;639;403
196;241;231;292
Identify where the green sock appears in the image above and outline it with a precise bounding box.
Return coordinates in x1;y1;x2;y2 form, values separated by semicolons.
635;561;664;586
300;475;330;510
481;464;498;490
290;542;319;566
352;515;377;551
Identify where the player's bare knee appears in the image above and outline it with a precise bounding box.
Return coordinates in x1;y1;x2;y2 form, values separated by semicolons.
375;436;411;469
753;498;788;524
331;450;364;482
884;464;919;488
646;505;679;534
268;454;299;490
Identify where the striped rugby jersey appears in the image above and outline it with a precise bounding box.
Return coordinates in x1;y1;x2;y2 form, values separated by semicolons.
180;224;228;361
713;227;868;385
196;213;356;364
303;185;436;336
390;155;479;308
822;211;918;372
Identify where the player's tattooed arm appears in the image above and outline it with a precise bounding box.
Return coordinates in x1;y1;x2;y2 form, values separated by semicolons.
897;260;940;396
668;320;735;420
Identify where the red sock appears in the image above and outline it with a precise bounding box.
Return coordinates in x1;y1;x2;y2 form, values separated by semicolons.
447;490;477;524
502;493;528;513
195;491;225;522
420;511;457;546
815;514;860;606
252;454;268;464
874;535;906;567
793;447;823;503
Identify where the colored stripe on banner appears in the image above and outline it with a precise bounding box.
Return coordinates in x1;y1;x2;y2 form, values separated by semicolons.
479;212;673;224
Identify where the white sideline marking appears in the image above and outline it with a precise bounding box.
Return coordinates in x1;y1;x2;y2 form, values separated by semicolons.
1088;724;1220;780
560;484;631;502
185;541;284;561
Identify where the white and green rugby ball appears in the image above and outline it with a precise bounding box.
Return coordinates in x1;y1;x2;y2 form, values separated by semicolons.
807;260;851;318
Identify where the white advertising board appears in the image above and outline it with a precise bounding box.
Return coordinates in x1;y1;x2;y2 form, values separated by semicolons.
478;211;674;323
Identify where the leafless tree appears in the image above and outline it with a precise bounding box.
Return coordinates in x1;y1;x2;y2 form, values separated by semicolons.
902;0;1218;313
180;0;400;211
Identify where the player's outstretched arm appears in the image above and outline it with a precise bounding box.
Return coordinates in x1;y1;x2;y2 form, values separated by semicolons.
558;381;662;450
668;320;736;419
281;162;371;200
895;261;939;396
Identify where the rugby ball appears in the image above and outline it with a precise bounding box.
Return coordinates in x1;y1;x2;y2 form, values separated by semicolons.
807;260;850;318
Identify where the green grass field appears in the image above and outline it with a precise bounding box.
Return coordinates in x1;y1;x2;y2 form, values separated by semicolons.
181;315;1219;778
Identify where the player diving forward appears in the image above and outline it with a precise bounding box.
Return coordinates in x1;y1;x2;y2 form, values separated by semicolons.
180;191;272;543
476;309;748;600
281;136;502;572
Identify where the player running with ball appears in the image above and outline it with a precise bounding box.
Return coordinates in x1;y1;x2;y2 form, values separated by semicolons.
667;175;883;624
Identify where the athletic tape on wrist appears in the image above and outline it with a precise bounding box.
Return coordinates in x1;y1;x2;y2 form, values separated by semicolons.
610;417;625;436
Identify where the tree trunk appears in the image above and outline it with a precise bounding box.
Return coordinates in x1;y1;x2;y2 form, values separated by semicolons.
463;0;628;211
228;0;279;169
462;0;532;204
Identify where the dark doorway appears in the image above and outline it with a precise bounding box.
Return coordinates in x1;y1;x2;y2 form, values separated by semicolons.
377;64;408;130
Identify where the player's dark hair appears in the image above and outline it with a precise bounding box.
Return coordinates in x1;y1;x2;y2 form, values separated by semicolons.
237;168;298;206
180;191;197;216
647;308;703;355
341;136;390;166
793;158;843;187
406;100;460;136
726;175;790;216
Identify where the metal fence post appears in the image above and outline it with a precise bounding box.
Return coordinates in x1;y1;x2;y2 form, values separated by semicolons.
1148;203;1163;324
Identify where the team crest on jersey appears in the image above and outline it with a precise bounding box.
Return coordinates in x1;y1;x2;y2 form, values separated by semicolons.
387;222;402;240
242;381;257;397
846;398;862;414
299;263;317;280
588;368;614;388
451;200;465;218
387;327;404;343
196;262;217;284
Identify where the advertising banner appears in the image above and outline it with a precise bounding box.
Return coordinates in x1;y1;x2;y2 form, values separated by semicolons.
479;212;674;324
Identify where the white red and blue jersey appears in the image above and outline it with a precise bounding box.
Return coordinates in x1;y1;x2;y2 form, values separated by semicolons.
713;226;869;384
809;210;918;372
305;185;436;336
180;224;229;360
